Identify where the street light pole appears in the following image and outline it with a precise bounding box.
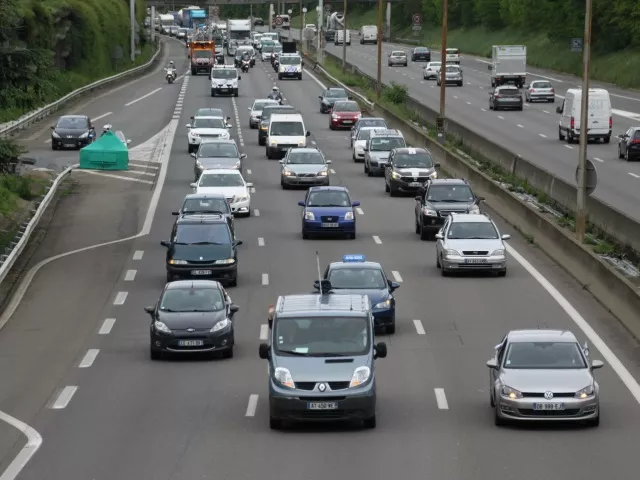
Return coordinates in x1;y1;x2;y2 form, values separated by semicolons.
341;0;347;71
576;0;593;242
130;0;135;62
437;0;448;143
317;1;324;65
376;0;382;101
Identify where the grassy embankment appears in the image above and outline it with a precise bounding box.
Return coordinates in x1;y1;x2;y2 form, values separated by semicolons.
293;10;640;90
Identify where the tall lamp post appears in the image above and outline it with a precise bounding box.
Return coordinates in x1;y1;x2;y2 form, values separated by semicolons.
317;3;324;64
341;0;347;71
288;9;293;40
376;0;382;100
437;0;448;143
129;0;135;62
301;7;307;44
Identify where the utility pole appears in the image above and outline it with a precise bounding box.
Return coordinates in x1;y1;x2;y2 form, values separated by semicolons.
299;0;303;42
376;0;382;100
576;0;593;242
130;0;135;62
341;0;347;71
317;1;324;65
437;0;448;143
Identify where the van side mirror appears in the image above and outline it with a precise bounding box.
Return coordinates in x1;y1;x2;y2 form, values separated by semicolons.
190;153;196;158
389;281;400;291
434;162;440;168
229;304;240;315
189;182;197;188
475;196;485;204
185;124;191;128
591;360;604;369
258;342;270;359
306;131;311;137
313;280;320;290
374;342;387;359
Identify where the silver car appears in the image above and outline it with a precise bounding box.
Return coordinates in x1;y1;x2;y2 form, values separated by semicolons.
487;329;603;426
279;148;331;189
191;139;246;180
423;61;442;80
388;51;408;67
349;117;387;146
248;99;279;129
525;80;555;103
435;213;509;276
437;65;463;86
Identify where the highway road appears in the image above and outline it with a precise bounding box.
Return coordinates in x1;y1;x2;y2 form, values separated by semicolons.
287;29;640;224
1;44;640;480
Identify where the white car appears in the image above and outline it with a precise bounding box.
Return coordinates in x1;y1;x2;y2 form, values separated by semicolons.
189;169;253;217
305;24;317;32
186;116;232;153
352;126;377;162
248;99;279;129
445;48;460;64
423;61;442;80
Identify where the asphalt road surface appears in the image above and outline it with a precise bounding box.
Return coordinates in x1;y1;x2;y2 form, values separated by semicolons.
1;45;640;480
287;29;640;223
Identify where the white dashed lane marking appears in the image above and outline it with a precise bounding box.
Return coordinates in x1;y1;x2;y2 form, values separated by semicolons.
133;250;144;260
372;235;382;244
593;157;604;163
259;324;269;340
51;386;78;409
254;209;260;216
356;207;364;215
245;394;259;417
629;173;640;179
413;320;426;335
258;237;265;246
262;273;269;286
391;271;403;282
99;318;116;335
434;388;449;409
113;292;128;305
78;349;99;368
124;270;136;281
539;133;547;138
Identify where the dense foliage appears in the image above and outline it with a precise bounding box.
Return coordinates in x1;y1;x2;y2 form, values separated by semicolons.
0;0;148;122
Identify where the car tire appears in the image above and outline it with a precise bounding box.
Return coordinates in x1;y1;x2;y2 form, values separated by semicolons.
329;124;334;130
490;390;495;407
270;416;283;430
386;323;395;334
389;185;397;197
362;415;376;429
518;105;523;111
385;181;390;193
436;254;441;268
367;168;373;177
281;180;288;189
266;148;271;159
494;406;507;426
150;347;162;360
558;127;565;141
618;146;624;159
348;232;356;240
302;230;309;239
364;162;369;174
497;269;507;277
603;135;610;144
419;223;430;241
415;219;421;234
278;74;282;80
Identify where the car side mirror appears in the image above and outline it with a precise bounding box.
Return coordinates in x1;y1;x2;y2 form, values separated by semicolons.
144;306;154;315
434;162;440;168
415;196;422;202
591;359;604;369
374;342;387;359
160;241;170;248
229;304;240;314
278;160;284;164
434;233;443;240
171;211;179;215
258;342;270;359
240;153;247;159
233;239;243;246
306;131;311;137
126;139;132;145
190;153;196;158
326;160;332;164
238;76;241;80
186;124;191;128
226;124;233;128
352;201;360;207
246;182;253;188
50;126;55;130
617;133;624;138
556;106;562;114
298;200;305;207
313;280;320;290
189;182;197;188
487;65;492;70
486;359;499;369
389;281;400;291
501;234;511;240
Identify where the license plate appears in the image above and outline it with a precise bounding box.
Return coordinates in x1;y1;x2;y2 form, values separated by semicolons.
342;120;353;124
464;259;487;264
220;88;228;91
192;270;212;275
307;402;338;410
534;403;565;411
409;182;422;187
178;339;204;347
322;223;339;228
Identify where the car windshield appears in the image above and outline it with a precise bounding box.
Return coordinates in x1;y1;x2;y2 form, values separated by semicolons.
193;118;226;129
252;100;277;111
328;268;386;289
193;50;211;59
263;45;274;53
270;121;304;136
427;185;474;202
447;221;498;240
307;190;351;207
212;69;237;79
287;151;324;164
370;137;405;151
504;341;587;369
394;153;433;168
160;288;225;312
174;223;231;244
56;117;88;129
280;56;301;65
357;129;375;140
357;119;386;128
182;198;229;214
325;89;347;98
198;143;238;158
532;81;552;89
334;102;360;112
196;109;223;117
199;173;244;187
274;316;371;356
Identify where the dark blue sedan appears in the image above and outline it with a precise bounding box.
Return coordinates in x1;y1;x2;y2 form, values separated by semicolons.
298;186;360;239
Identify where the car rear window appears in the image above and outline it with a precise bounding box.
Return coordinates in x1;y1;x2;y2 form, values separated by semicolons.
447;49;459;54
499;88;519;95
533;81;552;88
635;131;640;140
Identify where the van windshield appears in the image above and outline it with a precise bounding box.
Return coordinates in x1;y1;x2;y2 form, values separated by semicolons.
270;121;304;136
275;316;371;356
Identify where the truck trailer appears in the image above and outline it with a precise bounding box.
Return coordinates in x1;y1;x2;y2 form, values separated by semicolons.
488;45;527;88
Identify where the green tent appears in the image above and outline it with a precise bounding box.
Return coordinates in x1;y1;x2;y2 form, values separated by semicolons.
79;131;129;170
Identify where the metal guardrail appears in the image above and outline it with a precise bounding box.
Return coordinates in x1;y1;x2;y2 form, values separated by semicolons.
0;41;163;138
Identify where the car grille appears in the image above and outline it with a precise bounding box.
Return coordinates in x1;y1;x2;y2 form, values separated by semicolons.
173;328;210;333
300;396;346;401
439;209;467;216
186;259;216;265
517;409;581;417
462;251;489;255
295;381;350;391
296;173;317;178
400;176;429;182
521;392;575;398
320;216;339;222
276;144;297;149
199;134;220;140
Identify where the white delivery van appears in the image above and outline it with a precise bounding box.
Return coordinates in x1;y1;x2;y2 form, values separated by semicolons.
335;29;351;46
557;88;612;144
266;113;311;159
360;25;378;45
445;48;460;64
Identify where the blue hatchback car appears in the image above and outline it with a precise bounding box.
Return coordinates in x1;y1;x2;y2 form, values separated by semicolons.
298;186;360;239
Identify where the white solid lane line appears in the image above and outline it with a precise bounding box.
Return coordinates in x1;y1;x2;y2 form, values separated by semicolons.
98;318;116;335
51;386;78;409
434;388;449;409
125;87;162;107
262;273;269;286
539;133;547;138
413;319;426;335
593;157;604;163
258;237;265;246
259;324;269;341
565;145;573;149
92;112;113;122
132;250;144;260
330;168;336;174
78;349;99;368
113;292;128;305
391;271;403;283
245;394;259;417
517;124;524;128
356;207;364;215
124;269;136;281
372;235;382;244
629;173;640;179
247;169;252;175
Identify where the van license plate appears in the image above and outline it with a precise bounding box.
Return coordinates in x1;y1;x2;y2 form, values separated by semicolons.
192;270;212;275
178;340;204;347
409;182;422;187
322;223;339;228
307;402;338;410
534;403;564;411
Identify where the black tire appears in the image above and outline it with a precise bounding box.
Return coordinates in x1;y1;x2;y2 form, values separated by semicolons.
385;181;390;193
258;137;265;146
302;230;309;239
497;269;507;277
278;74;282;80
415;219;420;234
228;277;237;287
211;89;215;97
603;135;610;144
618;146;624;159
389;185;397;197
558;127;565;141
270;416;283;430
386;323;396;334
191;68;196;75
490;390;495;407
419;224;430;241
363;415;376;429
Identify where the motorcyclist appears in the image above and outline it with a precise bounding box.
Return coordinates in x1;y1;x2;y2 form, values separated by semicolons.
101;124;112;136
267;86;283;103
240;52;251;72
165;61;177;80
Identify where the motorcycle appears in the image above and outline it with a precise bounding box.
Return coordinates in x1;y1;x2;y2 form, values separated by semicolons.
165;68;177;84
241;60;250;73
101;124;112;137
268;94;283;105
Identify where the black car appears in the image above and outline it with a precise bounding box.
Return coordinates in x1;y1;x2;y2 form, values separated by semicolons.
384;147;440;196
191;139;246;179
617;127;640;161
319;87;349;113
173;193;235;239
254;18;264;26
325;29;335;41
414;178;484;240
50;115;95;150
258;105;298;145
145;280;239;360
161;214;242;285
411;47;431;62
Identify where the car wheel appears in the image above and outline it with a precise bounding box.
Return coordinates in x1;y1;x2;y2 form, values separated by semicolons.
490;389;495;407
419;223;430;241
211;88;215;97
362;415;376;429
281;180;288;189
618;146;624;159
386;323;395;334
494;406;507;426
384;180;390;192
436;254;441;268
625;149;630;161
270;416;283;430
389;185;397;197
415;219;420;234
558;127;565;141
364;162;369;174
603;135;610;144
367;167;373;177
302;229;309;239
150;347;162;360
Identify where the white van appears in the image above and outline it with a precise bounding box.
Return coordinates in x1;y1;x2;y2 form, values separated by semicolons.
557;88;612;144
335;30;351;46
360;25;378;45
445;48;460;64
266;113;311;159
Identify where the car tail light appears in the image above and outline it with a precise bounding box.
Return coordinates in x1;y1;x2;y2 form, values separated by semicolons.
570;117;575;130
609;116;612;129
632;139;640;144
550;88;555;93
494;95;502;98
529;88;534;93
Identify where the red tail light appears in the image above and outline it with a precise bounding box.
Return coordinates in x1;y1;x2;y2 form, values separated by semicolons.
494;94;502;98
631;140;640;144
609;116;612;129
570;117;575;129
529;88;534;93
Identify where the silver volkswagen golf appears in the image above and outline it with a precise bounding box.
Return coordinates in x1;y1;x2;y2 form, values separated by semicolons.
487;330;603;426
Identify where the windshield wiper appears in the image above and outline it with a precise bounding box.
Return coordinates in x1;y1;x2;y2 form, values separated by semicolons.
278;349;311;356
396;165;430;169
172;242;189;245
188;241;225;245
464;236;497;239
180;309;215;312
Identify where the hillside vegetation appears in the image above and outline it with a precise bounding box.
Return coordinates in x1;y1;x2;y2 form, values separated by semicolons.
0;0;151;123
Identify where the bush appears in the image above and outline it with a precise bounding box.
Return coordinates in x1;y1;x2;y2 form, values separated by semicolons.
382;82;409;105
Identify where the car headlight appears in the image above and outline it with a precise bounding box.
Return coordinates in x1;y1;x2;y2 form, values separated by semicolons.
210;318;230;332
574;385;594;399
269;140;277;146
154;321;172;334
215;258;235;264
374;299;391;309
344;211;354;220
191;132;199;138
233;161;241;169
283;168;294;176
491;248;505;256
468;204;480;214
444;249;460;256
317;170;328;176
79;132;89;138
169;259;188;265
221;132;230;139
391;171;401;180
501;385;522;399
331;114;338;119
349;366;371;388
273;367;295;388
422;207;437;216
51;132;60;138
430;170;438;179
304;211;315;220
234;195;248;202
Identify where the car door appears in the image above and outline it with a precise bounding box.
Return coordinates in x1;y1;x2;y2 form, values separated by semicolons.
436;215;451;256
622;128;634;155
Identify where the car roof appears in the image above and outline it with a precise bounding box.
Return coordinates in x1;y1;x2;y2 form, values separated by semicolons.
370;129;403;137
429;178;469;186
309;186;348;192
270;113;303;121
392;50;406;54
287;147;321;154
506;329;578;343
183;193;227;200
165;279;222;290
199;138;236;145
449;213;491;223
253;98;279;105
275;293;370;317
175;213;229;225
59;115;88;120
393;147;430;155
194;116;225;120
326;87;346;92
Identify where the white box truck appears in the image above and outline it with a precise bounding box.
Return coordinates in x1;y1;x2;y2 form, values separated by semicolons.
557;88;612;144
488;45;526;88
